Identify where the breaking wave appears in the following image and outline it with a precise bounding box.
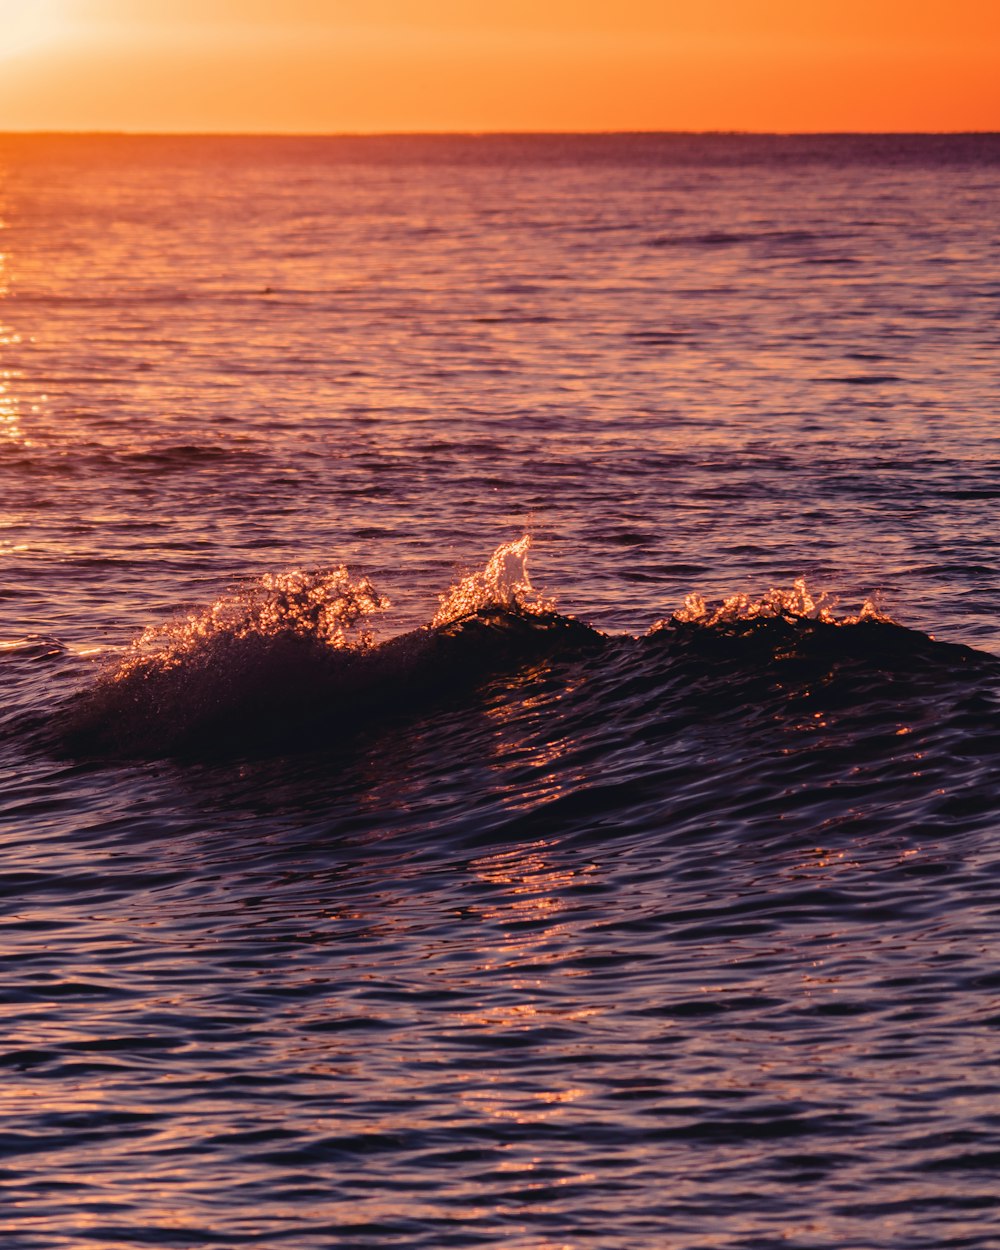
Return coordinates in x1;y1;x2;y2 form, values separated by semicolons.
432;534;552;626
60;537;583;757
114;565;389;683
57;537;996;760
665;577;889;629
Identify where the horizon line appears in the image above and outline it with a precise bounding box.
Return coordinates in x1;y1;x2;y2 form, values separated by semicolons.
1;128;998;140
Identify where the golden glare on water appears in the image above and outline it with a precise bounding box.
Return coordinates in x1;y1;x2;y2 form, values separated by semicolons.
468;843;599;971
0;242;29;448
0;372;28;446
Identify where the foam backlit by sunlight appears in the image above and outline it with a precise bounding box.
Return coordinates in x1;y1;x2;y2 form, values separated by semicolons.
664;577;890;630
433;535;553;628
114;566;390;682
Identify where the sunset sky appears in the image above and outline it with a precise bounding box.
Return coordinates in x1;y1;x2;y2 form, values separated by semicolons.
0;0;998;134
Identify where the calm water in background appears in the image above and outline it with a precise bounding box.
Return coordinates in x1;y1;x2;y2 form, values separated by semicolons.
2;133;1000;1247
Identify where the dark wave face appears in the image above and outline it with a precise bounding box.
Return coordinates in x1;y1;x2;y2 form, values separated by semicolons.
48;538;995;845
3;135;1000;1249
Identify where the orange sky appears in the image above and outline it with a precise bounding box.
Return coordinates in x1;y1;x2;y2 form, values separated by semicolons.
0;0;998;133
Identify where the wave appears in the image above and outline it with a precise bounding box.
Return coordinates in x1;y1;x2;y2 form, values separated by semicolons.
0;636;68;660
431;534;552;626
57;537;997;762
646;228;850;249
663;577;888;629
59;538;590;757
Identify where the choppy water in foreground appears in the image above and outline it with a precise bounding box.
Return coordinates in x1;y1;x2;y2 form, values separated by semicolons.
2;133;1000;1248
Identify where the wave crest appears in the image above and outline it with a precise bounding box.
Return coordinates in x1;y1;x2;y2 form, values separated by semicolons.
115;566;389;682
432;536;552;628
664;578;890;630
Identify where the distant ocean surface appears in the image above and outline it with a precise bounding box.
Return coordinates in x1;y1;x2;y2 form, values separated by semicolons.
2;132;1000;1249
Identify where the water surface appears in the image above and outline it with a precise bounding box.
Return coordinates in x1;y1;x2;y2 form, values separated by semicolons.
2;133;1000;1248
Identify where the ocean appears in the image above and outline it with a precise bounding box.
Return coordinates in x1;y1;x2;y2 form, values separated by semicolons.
2;132;1000;1248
